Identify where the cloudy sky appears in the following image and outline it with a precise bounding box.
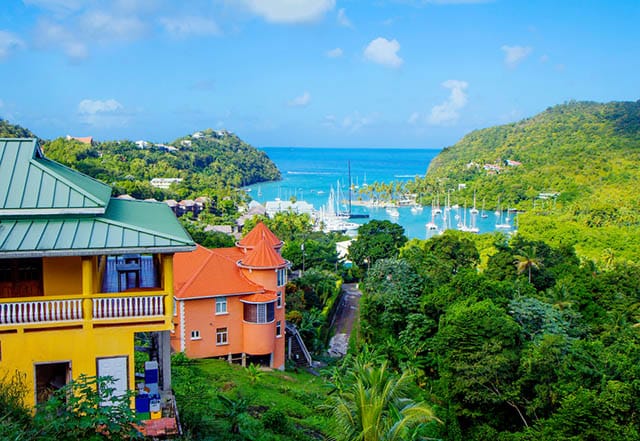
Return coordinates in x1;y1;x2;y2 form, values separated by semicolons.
1;0;638;148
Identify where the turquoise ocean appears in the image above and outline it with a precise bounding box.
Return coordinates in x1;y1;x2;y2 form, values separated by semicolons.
245;147;513;240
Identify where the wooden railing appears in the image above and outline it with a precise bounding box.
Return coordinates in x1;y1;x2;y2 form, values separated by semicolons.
0;298;83;325
0;293;167;327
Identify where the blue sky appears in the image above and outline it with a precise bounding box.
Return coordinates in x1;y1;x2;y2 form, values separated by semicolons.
0;0;638;148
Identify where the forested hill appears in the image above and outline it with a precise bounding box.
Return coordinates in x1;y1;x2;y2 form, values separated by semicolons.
408;100;640;261
0;118;36;138
0;122;280;201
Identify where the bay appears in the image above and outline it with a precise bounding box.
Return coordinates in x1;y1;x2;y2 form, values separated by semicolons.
246;147;514;240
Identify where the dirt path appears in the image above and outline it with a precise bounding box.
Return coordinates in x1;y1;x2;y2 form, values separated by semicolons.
327;283;362;357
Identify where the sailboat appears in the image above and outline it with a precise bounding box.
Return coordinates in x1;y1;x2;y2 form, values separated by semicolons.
433;193;442;215
470;190;479;215
340;161;369;219
495;197;511;229
481;198;488;218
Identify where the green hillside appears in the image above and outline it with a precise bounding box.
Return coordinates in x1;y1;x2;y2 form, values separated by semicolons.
35;129;280;203
0;118;36;138
407;100;640;262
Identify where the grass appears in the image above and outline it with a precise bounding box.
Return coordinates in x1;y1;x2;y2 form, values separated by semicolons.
172;357;332;440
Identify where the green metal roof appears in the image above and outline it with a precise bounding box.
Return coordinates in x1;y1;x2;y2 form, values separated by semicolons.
0;199;195;257
0;138;195;257
0;138;112;215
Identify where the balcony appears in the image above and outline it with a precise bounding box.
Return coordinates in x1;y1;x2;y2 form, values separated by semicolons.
0;292;168;328
0;255;170;329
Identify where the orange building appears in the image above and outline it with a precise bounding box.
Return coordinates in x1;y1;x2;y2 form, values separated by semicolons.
172;222;288;370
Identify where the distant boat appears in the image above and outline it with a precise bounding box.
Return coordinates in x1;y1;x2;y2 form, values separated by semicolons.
411;204;423;214
257;186;262;197
495;198;511;229
433;193;442;215
340;161;370;219
481;198;488;218
470;190;479;215
386;207;400;218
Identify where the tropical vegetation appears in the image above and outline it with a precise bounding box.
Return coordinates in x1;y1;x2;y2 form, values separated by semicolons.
404;100;640;262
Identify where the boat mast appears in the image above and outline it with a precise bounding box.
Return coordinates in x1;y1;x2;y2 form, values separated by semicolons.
348;160;352;215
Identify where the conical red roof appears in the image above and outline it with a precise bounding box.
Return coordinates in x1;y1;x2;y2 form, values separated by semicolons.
174;245;264;299
238;237;287;269
237;221;283;250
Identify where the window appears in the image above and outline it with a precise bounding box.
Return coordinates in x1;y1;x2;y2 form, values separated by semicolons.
216;327;228;345
0;258;43;297
243;302;275;324
276;321;282;337
190;330;201;340
277;268;286;287
276;291;282;308
215;297;227;314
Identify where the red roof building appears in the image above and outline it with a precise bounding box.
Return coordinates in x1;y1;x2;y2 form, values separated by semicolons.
171;222;288;369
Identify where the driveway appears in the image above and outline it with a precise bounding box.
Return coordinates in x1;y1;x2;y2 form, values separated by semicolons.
327;283;362;357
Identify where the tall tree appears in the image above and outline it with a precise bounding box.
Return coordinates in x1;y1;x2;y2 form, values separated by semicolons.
514;245;543;283
326;361;439;441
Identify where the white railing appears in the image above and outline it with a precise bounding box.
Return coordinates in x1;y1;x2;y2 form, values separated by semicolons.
0;299;83;325
93;295;165;320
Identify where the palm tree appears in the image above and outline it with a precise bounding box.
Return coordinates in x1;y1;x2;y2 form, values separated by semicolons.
514;245;543;283
326;361;439;441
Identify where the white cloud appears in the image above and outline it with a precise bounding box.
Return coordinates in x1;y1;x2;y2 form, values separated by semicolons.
326;47;343;58
33;20;88;60
428;80;468;125
78;99;123;115
78;98;128;127
364;37;403;68
337;8;352;27
342;112;374;133
160;16;220;37
501;45;532;68
79;11;146;42
23;0;83;15
0;30;25;60
238;0;335;23
288;91;311;107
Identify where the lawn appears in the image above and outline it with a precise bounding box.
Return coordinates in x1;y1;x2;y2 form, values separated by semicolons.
172;355;332;440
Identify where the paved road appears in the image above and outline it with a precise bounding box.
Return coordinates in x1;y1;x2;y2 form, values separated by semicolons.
327;283;362;357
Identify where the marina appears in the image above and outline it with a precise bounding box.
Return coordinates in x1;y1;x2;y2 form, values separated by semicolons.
246;147;516;239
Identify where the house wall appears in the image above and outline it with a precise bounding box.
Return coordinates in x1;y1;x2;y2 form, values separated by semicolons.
0;254;175;408
0;325;135;408
43;256;83;296
240;268;286;370
173;295;246;359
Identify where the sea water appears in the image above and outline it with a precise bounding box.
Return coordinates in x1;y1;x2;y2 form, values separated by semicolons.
245;147;514;240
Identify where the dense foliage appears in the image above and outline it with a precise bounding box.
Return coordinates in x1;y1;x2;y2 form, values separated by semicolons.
0;118;36;138
356;229;640;441
0;373;140;440
405;100;640;262
40;129;280;202
171;356;330;440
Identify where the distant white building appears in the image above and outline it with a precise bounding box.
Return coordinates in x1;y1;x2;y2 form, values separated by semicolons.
180;140;192;147
135;140;150;148
265;200;315;218
150;177;183;189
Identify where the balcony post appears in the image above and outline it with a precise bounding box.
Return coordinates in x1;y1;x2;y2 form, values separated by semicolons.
82;256;93;328
162;254;174;322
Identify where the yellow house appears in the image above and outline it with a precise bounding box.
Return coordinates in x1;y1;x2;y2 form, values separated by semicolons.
0;138;195;408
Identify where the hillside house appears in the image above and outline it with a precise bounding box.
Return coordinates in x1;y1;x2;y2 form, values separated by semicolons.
172;222;288;370
0;138;195;409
